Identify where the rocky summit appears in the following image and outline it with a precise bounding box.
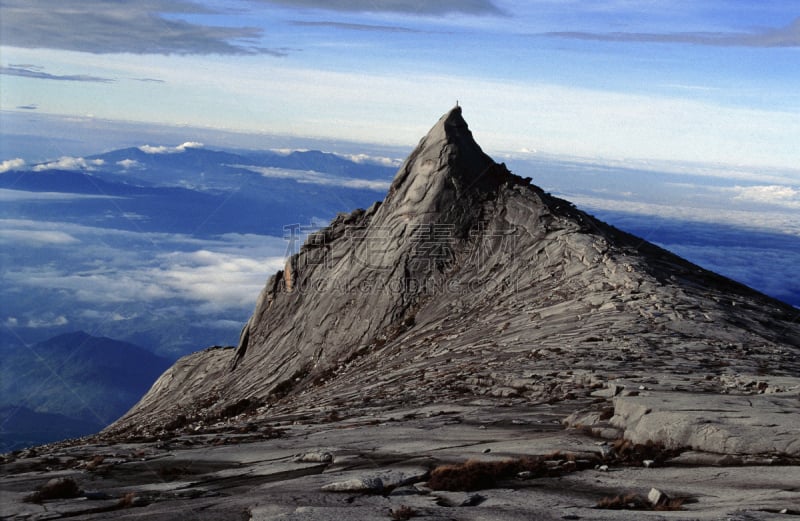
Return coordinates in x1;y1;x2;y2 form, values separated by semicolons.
3;108;799;520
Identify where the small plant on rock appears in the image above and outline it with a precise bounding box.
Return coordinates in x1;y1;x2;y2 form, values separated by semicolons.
389;505;417;520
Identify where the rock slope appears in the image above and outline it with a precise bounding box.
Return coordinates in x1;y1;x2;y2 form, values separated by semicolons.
110;106;800;437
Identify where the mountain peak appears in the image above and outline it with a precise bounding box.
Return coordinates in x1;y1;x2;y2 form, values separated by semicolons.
108;108;800;436
378;107;512;236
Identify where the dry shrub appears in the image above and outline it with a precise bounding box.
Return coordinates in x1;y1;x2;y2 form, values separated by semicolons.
118;492;136;508
85;455;105;471
389;505;417;520
612;438;683;465
428;457;546;491
596;492;685;511
596;493;648;510
23;477;82;503
655;497;686;511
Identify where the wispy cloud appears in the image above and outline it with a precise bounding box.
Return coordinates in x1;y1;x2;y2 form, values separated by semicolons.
1;65;114;83
0;229;80;245
731;185;800;209
336;153;402;167
291;21;420;33
567;194;800;237
132;77;166;83
234;165;391;191
0;189;119;202
0;158;26;173
545;17;800;47
139;142;204;154
259;0;502;15
116;159;143;170
33;157;105;171
15;104;38;110
0;0;284;55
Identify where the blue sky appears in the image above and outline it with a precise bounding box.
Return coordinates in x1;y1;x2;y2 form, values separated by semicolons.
1;1;799;170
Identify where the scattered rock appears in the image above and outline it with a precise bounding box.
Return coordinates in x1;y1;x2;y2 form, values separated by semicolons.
648;487;668;506
294;451;333;463
321;477;384;493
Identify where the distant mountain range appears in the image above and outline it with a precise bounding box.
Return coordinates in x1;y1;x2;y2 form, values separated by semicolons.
0;331;171;451
0;146;396;237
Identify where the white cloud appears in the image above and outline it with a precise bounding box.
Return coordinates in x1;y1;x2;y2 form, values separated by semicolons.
0;229;80;245
116;158;143;169
138;141;204;154
33;156;105;171
567;194;800;237
3;317;19;327
0;189;120;201
147;249;285;310
1;220;289;312
731;185;800;209
233;165;391;191
25;315;69;328
337;153;402;167
0;158;26;173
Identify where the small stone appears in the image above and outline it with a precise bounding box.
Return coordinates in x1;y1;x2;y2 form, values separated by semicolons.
321;477;383;493
482;448;491;453
293;451;333;463
643;459;655;468
597;465;609;472
648;487;669;506
599;445;614;459
517;471;532;479
460;493;485;506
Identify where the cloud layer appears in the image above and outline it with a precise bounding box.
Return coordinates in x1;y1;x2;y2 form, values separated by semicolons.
545;17;800;47
0;0;279;55
1;65;114;83
261;0;501;15
235;165;391;191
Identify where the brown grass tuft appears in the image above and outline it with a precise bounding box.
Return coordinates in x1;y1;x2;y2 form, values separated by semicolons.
389;505;418;520
118;492;136;508
23;477;82;503
428;456;552;491
596;492;685;511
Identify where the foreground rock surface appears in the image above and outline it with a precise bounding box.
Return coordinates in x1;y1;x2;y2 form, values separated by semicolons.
4;108;798;520
2;386;799;520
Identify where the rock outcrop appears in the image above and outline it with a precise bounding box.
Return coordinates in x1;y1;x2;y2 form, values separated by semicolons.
110;106;800;437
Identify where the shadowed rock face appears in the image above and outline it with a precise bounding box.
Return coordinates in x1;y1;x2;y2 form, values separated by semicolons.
109;107;800;435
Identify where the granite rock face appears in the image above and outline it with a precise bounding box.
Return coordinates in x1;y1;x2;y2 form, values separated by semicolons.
110;107;800;436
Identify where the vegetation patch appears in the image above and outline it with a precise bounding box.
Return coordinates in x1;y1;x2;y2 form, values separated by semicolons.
428;452;596;491
596;492;685;511
389;505;418;520
23;477;82;503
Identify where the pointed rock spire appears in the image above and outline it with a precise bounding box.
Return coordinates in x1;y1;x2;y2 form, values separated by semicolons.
375;106;512;238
